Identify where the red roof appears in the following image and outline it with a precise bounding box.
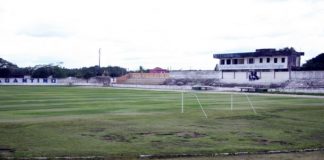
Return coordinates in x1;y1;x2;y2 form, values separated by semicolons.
149;67;169;73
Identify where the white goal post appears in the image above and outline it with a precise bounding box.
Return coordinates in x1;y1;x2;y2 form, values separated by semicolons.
180;92;257;117
180;91;208;119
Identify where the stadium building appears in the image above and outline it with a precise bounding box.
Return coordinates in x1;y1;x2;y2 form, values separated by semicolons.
213;48;304;71
213;48;304;81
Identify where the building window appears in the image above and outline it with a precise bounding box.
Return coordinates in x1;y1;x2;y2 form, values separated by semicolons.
226;59;231;65
220;59;225;65
233;59;238;64
281;57;285;63
259;58;263;63
274;58;278;63
248;58;254;64
266;57;270;63
238;59;244;64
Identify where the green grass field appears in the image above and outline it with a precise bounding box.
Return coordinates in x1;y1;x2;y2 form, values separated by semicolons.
0;86;324;159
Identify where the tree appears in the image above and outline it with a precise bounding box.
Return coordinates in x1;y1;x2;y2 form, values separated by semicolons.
0;57;128;78
83;72;94;82
0;58;17;78
106;66;127;77
139;66;144;73
0;68;12;78
214;64;219;71
32;67;52;78
52;66;67;78
301;53;324;70
11;68;32;78
76;67;95;80
0;58;18;68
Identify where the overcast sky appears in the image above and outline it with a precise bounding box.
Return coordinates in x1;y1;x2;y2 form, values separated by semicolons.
0;0;324;70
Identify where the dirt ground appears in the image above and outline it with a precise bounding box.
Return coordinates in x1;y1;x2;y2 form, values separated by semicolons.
158;151;324;160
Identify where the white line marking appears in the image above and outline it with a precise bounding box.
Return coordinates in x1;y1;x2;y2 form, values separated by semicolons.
193;94;208;119
245;93;257;114
181;91;184;113
231;94;233;111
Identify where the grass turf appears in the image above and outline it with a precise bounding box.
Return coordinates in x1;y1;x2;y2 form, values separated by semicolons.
0;86;324;158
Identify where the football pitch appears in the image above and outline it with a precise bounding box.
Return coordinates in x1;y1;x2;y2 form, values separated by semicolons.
0;86;324;159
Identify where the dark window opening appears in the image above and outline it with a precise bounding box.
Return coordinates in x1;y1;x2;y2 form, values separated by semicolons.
226;59;231;65
233;59;238;64
281;58;285;63
220;59;225;65
274;58;278;63
259;58;263;63
248;58;254;64
266;58;270;63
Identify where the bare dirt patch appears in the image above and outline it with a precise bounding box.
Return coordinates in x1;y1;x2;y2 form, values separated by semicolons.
310;132;324;141
137;132;156;136
137;131;206;139
80;133;95;137
271;140;293;145
102;134;129;142
176;132;206;138
89;128;105;132
253;139;293;146
156;133;175;136
151;150;324;160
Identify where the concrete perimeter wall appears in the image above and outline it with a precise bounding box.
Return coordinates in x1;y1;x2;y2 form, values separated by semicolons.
169;70;324;85
2;71;324;87
129;73;169;78
291;71;324;79
0;77;106;86
170;70;219;79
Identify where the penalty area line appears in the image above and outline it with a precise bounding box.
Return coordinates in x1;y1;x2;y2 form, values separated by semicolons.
193;94;208;119
244;93;257;114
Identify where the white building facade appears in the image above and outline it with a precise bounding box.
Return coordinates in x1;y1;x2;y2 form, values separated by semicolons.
214;48;303;71
213;48;304;83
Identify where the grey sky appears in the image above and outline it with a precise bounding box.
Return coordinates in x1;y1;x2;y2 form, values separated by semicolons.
0;0;324;70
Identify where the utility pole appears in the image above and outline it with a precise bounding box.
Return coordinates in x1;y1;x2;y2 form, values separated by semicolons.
99;48;101;68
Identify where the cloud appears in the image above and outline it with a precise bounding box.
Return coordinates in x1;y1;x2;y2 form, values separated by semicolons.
0;0;324;70
18;24;71;38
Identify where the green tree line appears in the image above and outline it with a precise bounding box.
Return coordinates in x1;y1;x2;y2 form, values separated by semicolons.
0;61;127;79
301;53;324;70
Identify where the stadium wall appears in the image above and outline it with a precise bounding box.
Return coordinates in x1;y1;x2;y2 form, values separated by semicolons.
0;77;108;86
170;70;219;79
128;73;169;78
291;71;324;79
219;71;289;85
1;71;324;87
168;70;324;85
0;78;61;85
